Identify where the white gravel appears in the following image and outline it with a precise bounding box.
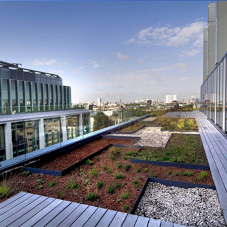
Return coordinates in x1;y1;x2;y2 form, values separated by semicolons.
111;127;199;147
135;182;226;227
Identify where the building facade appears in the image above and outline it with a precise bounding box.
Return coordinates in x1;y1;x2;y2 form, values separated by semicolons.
0;61;90;161
201;1;227;132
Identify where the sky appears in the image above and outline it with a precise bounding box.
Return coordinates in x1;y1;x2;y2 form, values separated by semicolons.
0;1;213;103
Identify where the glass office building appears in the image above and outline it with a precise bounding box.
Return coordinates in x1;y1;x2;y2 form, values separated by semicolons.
201;2;227;132
0;61;90;161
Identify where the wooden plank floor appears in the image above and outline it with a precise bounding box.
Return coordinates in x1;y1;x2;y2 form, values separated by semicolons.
0;192;187;227
166;110;227;223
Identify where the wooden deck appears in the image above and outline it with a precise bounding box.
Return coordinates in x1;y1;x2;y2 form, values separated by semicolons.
0;192;186;227
166;111;227;222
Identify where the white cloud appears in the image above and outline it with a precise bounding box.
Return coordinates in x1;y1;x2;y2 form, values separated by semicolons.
126;21;207;48
32;59;57;66
176;63;187;69
92;61;101;68
72;67;83;75
51;70;64;74
117;53;129;61
180;49;201;57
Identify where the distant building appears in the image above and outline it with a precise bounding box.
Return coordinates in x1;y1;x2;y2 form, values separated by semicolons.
173;95;177;101
97;98;101;107
156;98;160;104
166;95;173;104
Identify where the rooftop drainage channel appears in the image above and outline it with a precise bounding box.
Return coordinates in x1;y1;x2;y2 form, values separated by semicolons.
0;114;150;174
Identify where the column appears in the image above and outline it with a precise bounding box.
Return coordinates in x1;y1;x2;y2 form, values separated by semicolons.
88;112;91;133
68;86;71;109
42;83;45;111
24;81;27;112
31;82;33;112
47;84;50;110
79;113;83;136
39;118;45;149
16;80;20;113
60;115;67;142
5;122;13;160
9;79;12;113
53;85;55;111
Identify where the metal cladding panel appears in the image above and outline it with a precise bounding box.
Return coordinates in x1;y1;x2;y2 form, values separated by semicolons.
208;3;216;75
217;1;227;63
16;69;23;80
0;68;10;79
9;69;17;80
203;28;208;82
24;71;30;81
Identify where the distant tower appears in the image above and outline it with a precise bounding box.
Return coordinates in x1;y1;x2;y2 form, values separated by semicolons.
173;95;177;101
97;98;101;106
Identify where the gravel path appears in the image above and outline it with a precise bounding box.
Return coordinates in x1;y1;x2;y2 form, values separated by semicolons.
111;127;199;147
142;117;157;122
135;182;226;227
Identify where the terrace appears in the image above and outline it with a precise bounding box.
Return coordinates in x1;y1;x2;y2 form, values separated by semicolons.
0;110;227;226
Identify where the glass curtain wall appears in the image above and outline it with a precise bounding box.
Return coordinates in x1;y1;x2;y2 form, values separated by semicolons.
11;80;17;112
3;79;9;113
19;81;25;112
0;125;5;161
33;83;37;111
26;82;31;112
201;54;227;130
38;84;43;111
66;115;79;140
44;118;62;147
11;120;40;157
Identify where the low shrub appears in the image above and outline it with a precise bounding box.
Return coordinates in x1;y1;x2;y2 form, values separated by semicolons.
198;171;208;180
114;172;124;179
97;181;104;189
89;167;98;176
136;168;141;173
37;179;44;185
87;192;98;201
124;164;131;171
39;185;43;189
66;178;79;189
86;159;94;165
175;172;180;176
115;182;121;188
149;172;157;178
144;167;148;172
183;171;193;177
21;171;31;177
58;190;65;198
133;179;140;188
116;162;122;169
167;170;172;175
48;181;57;187
0;181;11;198
124;205;129;212
121;192;129;199
110;147;121;160
107;184;115;194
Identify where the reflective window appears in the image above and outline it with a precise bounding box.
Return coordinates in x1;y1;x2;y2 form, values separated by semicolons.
26;82;31;112
44;118;62;147
19;81;25;112
66;115;79;140
11;80;17;112
2;79;9;113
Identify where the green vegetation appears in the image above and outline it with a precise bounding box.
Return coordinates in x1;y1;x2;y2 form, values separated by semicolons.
92;112;114;131
175;172;180;176
87;192;98;201
123;182;127;186
144;167;148;172
198;171;208;180
85;179;90;185
89;167;98;176
107;184;115;194
149;171;157;178
133;179;140;188
37;179;44;185
110;147;121;160
21;171;31;176
58;190;65;198
115;182;121;188
183;171;193;177
151;110;167;117
135;134;207;165
94;156;100;160
124;164;131;171
103;165;112;173
39;185;43;189
66;178;80;189
114;172;124;179
97;181;104;189
121;192;129;199
48;181;57;187
116;161;122;169
123;205;130;212
0;181;11;198
167;170;172;175
86;159;94;165
136;168;141;173
157;117;198;131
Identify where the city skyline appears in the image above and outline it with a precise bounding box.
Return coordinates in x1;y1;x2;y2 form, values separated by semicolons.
0;1;211;102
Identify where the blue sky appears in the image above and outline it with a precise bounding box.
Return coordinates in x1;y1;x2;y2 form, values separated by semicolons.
0;1;212;103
